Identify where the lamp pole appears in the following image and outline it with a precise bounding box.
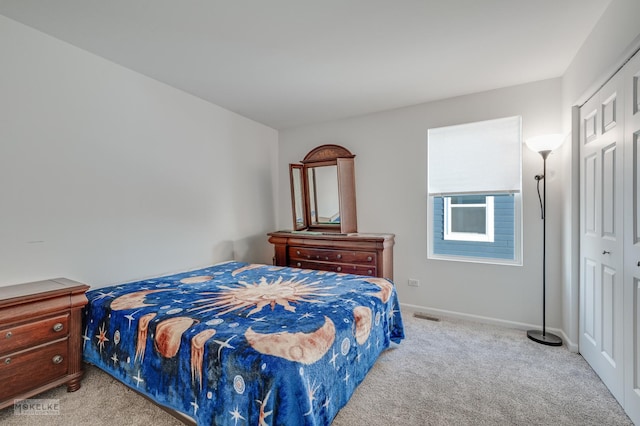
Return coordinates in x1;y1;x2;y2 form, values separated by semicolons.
542;151;548;337
527;150;562;346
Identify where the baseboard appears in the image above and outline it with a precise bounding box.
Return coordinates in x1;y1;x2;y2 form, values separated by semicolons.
401;303;579;353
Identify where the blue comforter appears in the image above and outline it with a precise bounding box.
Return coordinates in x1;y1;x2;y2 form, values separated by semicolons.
82;262;404;425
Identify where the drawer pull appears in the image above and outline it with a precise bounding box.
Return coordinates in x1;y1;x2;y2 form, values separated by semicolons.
5;331;11;339
296;262;301;267
367;256;372;262
53;323;64;332
337;254;342;259
4;358;10;365
52;355;64;365
336;266;342;272
296;250;301;255
368;270;373;275
307;255;311;259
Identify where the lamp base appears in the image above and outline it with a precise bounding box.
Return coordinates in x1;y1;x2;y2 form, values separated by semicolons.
527;329;562;346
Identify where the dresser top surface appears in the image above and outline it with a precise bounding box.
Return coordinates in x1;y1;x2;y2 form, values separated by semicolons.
268;230;395;241
0;278;90;307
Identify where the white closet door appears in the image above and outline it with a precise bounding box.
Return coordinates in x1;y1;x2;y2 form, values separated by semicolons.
623;50;640;424
579;72;625;404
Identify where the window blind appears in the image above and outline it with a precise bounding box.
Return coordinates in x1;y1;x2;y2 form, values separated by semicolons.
427;116;522;196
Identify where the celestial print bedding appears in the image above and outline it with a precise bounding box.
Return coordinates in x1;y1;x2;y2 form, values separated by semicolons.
82;261;404;425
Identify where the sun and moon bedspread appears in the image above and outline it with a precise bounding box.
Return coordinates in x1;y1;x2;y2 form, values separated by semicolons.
82;261;404;425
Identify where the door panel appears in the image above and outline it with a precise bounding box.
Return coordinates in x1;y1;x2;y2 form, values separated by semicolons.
584;259;596;344
634;278;640;389
584;110;598;142
601;265;616;366
635;135;640;242
579;73;624;404
601;144;617;238
602;93;618;132
584;154;597;235
581;46;640;426
623;51;640;425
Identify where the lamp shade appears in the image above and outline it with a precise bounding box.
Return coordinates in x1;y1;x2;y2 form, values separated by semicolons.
525;134;565;154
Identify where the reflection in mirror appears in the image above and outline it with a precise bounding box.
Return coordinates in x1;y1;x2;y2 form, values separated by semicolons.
308;165;339;225
290;164;306;230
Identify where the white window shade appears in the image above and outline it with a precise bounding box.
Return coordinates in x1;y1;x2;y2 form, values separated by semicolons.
428;116;522;196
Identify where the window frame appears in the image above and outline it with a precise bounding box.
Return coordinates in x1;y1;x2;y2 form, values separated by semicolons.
427;193;522;266
444;195;495;242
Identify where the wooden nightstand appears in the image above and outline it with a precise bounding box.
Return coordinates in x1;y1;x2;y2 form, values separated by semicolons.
0;278;89;410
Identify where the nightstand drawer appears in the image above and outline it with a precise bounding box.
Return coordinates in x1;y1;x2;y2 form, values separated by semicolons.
0;313;69;355
0;338;69;400
289;246;377;265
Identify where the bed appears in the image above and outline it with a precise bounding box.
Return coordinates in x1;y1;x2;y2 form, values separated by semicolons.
82;261;404;425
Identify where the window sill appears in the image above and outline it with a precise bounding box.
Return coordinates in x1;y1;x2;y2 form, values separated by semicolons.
428;253;522;266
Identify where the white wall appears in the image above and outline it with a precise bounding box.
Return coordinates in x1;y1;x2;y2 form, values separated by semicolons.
279;78;564;333
278;0;640;349
0;16;278;288
558;0;640;348
562;0;640;112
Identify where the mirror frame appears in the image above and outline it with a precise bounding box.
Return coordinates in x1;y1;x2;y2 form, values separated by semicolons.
289;164;306;231
290;144;357;233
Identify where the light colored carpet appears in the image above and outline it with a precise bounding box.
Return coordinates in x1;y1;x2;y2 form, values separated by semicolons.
0;310;632;425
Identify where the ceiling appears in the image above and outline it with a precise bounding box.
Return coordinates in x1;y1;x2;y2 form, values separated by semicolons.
0;1;611;129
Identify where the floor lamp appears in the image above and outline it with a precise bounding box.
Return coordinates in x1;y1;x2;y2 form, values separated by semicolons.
525;134;565;346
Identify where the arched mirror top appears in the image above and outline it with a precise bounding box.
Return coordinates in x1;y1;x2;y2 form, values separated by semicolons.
301;144;355;164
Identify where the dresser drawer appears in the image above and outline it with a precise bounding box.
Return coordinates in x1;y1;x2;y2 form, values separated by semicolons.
289;246;377;265
269;231;394;280
290;260;377;276
0;338;69;400
0;313;69;355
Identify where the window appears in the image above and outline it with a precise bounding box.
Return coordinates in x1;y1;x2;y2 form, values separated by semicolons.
444;195;494;242
433;194;517;261
427;116;522;265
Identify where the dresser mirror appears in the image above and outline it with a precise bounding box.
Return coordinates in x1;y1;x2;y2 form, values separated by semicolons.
307;164;339;225
289;144;357;233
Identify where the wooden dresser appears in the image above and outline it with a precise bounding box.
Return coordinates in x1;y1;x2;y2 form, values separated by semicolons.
268;231;394;280
0;278;89;410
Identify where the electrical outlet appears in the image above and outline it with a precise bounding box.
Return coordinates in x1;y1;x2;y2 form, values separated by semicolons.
408;278;419;287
